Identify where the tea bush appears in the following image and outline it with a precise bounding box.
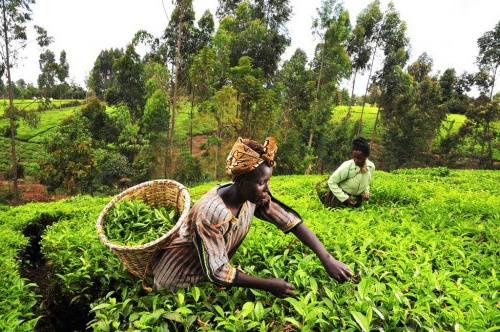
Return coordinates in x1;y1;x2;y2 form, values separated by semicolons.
1;169;499;331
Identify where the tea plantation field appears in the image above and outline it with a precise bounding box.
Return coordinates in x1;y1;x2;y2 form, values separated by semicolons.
1;168;499;331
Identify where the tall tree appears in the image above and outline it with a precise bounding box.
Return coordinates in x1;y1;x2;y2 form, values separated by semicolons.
378;68;418;168
216;0;292;82
439;68;473;115
408;53;444;153
163;0;197;89
308;0;351;150
216;0;240;18
252;0;292;81
276;48;314;174
205;85;240;179
371;1;410;141
166;0;191;177
37;49;57;96
88;48;123;100
1;0;51;200
143;61;171;177
229;55;281;138
377;32;446;167
278;48;313;121
355;1;384;137
407;52;433;83
55;50;69;100
195;10;215;52
465;96;500;166
439;68;457;101
476;21;500;100
346;0;382;118
415;75;445;153
189;46;219;153
375;1;410;95
112;44;146;120
190;46;218;102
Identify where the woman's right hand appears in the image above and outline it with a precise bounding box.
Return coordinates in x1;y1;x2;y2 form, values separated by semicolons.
265;278;296;298
320;254;353;283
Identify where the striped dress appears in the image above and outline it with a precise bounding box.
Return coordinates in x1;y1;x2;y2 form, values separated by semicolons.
153;183;302;290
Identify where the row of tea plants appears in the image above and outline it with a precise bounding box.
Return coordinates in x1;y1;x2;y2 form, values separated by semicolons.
1;167;499;331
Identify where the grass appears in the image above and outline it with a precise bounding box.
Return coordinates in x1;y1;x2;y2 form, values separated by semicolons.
0;99;81;113
333;105;468;140
333;105;383;138
440;113;467;136
0;138;43;175
0;99;45;113
1;100;82;176
0;100;216;176
0;100;79;142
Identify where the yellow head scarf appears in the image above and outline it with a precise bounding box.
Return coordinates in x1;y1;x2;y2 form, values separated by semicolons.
225;137;277;178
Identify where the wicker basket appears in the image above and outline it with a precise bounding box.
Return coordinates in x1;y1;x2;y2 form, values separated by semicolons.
96;179;191;280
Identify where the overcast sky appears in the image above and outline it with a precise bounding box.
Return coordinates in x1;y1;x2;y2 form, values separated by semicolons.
10;0;500;96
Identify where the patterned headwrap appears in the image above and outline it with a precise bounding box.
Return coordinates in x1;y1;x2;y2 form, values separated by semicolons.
225;137;277;178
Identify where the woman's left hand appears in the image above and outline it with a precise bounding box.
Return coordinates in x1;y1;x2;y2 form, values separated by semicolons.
361;193;370;200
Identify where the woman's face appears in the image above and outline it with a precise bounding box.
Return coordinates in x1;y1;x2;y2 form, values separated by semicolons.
237;163;272;205
352;150;368;168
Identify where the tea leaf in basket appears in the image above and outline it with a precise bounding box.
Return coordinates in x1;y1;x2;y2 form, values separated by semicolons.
104;199;178;246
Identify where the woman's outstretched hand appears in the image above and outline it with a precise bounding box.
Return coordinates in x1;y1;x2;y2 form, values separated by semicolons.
292;223;354;283
321;253;353;283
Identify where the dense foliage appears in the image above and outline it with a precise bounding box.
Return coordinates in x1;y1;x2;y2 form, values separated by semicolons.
2;0;500;199
1;168;499;331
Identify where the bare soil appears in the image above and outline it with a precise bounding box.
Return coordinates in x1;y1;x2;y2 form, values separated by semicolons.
0;179;68;205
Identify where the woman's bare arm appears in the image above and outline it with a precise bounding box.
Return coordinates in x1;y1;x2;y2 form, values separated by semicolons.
291;223;353;282
233;271;295;298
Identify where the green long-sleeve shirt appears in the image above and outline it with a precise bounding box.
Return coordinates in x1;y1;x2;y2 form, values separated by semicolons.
327;159;375;202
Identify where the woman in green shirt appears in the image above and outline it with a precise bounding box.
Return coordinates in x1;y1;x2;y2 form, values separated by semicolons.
320;137;375;208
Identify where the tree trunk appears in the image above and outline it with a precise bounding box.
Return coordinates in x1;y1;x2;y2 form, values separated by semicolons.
169;3;184;178
486;121;492;167
427;135;435;154
469;124;479;154
371;107;380;141
489;65;497;100
347;69;357;117
358;38;380;137
307;42;326;149
189;87;195;154
2;6;19;202
164;102;171;178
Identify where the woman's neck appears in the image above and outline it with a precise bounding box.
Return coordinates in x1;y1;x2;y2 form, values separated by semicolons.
218;183;245;215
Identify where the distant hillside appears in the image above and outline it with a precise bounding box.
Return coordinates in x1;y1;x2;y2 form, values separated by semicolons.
0;101;473;178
